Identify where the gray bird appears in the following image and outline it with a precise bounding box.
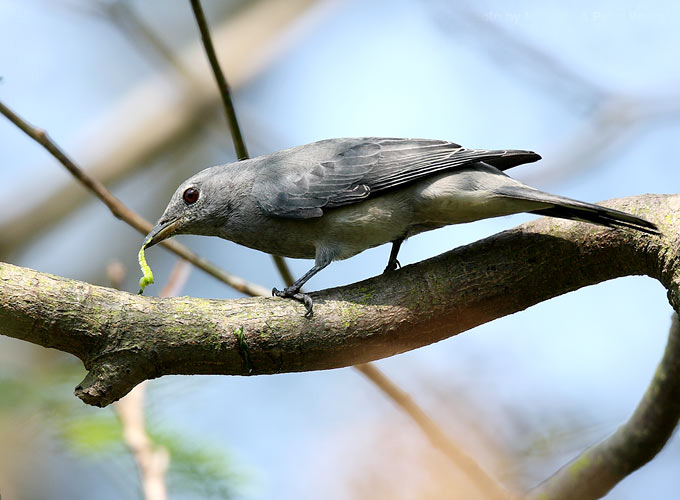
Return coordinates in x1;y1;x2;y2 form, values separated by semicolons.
144;137;658;316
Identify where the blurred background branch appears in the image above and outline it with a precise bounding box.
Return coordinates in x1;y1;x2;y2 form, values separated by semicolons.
2;8;503;493
426;0;608;110
355;363;514;499
1;191;678;497
116;384;170;500
0;99;269;296
0;0;324;258
527;314;680;500
184;4;499;496
426;0;680;189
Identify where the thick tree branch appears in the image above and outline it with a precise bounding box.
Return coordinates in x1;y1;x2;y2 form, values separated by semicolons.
2;193;678;499
3;94;489;493
163;7;493;495
1;193;676;410
112;258;190;500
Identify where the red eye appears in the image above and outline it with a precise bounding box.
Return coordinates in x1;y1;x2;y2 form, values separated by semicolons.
183;187;199;204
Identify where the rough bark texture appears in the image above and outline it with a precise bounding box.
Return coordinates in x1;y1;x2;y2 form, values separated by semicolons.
1;194;678;410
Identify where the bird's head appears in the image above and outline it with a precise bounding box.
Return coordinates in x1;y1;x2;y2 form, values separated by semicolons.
143;165;236;249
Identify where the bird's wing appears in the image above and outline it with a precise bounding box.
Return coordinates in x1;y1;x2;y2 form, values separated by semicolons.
255;137;541;219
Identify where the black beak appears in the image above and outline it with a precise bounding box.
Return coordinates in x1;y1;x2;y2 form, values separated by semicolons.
144;217;182;248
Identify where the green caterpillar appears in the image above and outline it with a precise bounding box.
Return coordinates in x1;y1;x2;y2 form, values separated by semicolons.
137;237;154;294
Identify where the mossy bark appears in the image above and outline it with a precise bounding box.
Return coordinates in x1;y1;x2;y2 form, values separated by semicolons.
3;193;680;499
1;194;679;411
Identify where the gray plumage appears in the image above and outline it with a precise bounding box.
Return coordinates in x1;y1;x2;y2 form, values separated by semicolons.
145;137;658;316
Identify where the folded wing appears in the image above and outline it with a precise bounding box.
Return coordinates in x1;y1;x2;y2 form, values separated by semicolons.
255;137;541;219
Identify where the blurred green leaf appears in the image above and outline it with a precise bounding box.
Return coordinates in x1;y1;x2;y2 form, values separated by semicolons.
152;428;246;499
1;362;247;499
60;415;124;454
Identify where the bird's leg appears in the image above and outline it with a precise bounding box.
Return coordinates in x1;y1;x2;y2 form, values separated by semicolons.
272;262;329;318
383;238;404;273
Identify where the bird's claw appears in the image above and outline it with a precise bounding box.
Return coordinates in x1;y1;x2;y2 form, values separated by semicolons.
272;287;314;318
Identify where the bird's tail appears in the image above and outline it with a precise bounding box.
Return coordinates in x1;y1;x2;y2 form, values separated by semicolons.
495;186;659;235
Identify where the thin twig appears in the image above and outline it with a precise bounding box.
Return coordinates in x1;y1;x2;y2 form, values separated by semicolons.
355;363;513;500
184;6;503;495
106;0;199;86
526;314;680;500
188;0;294;286
116;384;169;500
0;0;320;257
189;0;249;160
160;259;193;297
272;254;296;287
0;99;268;297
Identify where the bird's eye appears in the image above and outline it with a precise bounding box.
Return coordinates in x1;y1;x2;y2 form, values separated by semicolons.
183;187;199;205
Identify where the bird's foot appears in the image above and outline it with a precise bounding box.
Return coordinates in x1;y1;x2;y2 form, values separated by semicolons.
272;287;314;318
383;258;401;274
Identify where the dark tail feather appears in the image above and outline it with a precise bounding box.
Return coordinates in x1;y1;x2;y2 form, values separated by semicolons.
495;186;660;235
531;206;659;235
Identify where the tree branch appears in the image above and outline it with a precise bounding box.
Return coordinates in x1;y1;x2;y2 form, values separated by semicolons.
111;258;190;500
155;6;492;495
4;81;485;493
526;313;680;500
189;0;249;160
0;99;268;298
187;0;295;287
1;193;676;411
355;363;514;499
116;383;170;500
0;0;323;257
